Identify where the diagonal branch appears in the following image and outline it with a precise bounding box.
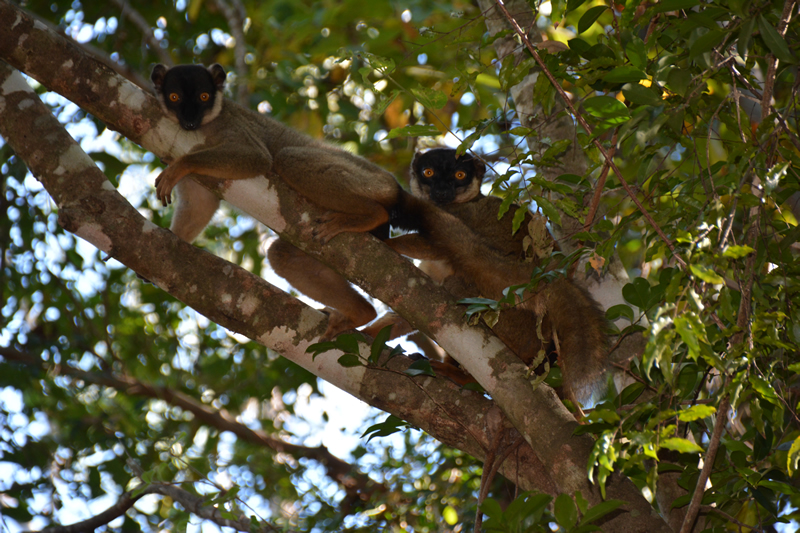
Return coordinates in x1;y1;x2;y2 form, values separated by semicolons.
29;483;282;533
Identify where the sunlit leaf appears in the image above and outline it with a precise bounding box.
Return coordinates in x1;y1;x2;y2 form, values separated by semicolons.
660;438;704;454
690;264;724;284
787;437;800;476
678;405;716;422
722;245;754;259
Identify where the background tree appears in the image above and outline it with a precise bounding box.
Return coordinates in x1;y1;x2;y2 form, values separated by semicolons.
0;0;798;532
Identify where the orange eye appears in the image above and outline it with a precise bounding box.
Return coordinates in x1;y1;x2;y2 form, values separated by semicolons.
422;168;435;178
455;170;467;180
199;92;210;102
169;93;180;102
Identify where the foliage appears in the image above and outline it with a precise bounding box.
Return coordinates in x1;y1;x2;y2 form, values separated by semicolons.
1;0;799;531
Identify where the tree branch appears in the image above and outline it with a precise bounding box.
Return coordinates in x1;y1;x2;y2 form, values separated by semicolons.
28;483;281;533
678;391;731;533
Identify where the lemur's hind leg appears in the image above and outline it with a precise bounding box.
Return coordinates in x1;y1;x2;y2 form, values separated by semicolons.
267;239;377;339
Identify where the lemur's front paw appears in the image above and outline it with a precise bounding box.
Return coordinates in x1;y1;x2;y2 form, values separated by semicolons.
155;168;180;206
311;211;348;244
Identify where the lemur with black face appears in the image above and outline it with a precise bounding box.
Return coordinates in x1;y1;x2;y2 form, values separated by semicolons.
150;63;397;337
387;148;609;407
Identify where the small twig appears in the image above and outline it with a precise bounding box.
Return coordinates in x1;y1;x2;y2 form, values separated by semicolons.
211;0;250;105
584;131;617;230
678;389;731;533
700;505;759;531
761;0;796;120
108;0;172;66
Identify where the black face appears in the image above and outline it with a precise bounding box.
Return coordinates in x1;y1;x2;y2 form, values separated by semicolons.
411;148;485;205
151;64;226;130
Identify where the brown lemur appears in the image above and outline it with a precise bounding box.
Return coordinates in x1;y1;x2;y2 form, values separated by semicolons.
150;63;397;337
384;148;610;407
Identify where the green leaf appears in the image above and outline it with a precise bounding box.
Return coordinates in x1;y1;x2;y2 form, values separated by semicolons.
690;264;724;284
369;325;393;363
531;195;562;226
674;315;700;358
307;340;337;360
580;499;627;525
542;139;573;160
578;6;608;34
738;18;756;58
362;415;409;441
625;36;648;70
666;68;692;96
678;404;716;422
479;497;504;520
604;66;647;84
504;126;534;136
617;383;646;408
622;277;651;309
411;87;447;110
405;359;435;377
606;304;635;322
337;354;363;368
689;29;726;59
660;437;704;454
750;375;779;404
567;0;589;13
334;333;362;355
554;493;579;528
622;83;663;107
582;96;630;125
384;124;440;139
372;89;401;115
758;16;797;64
